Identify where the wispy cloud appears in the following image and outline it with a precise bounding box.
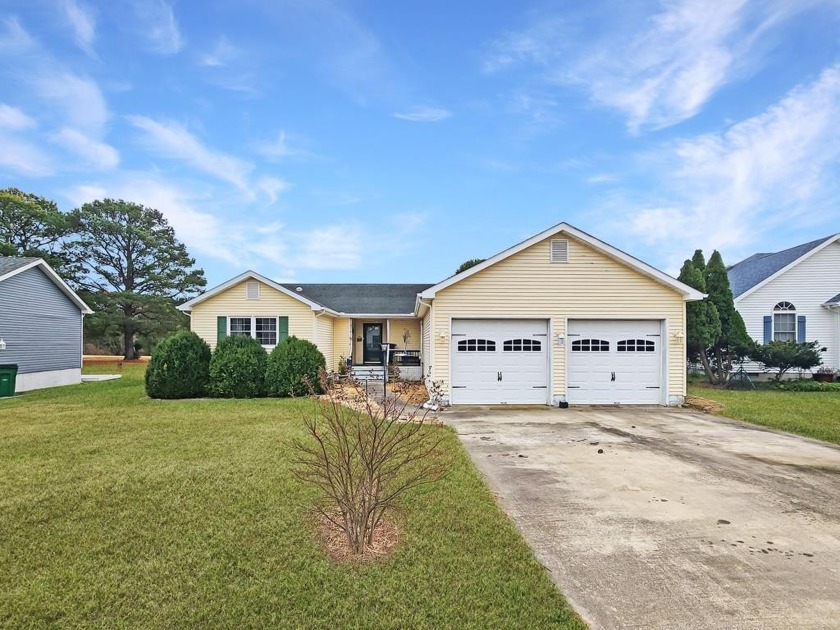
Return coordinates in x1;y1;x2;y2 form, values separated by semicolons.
615;63;840;267
130;0;183;55
199;36;238;68
255;130;318;161
197;36;258;93
256;176;290;203
51;127;119;170
126;115;253;191
293;225;362;270
0;103;36;130
484;0;831;133
0;134;53;176
60;0;96;55
34;72;110;135
393;106;452;122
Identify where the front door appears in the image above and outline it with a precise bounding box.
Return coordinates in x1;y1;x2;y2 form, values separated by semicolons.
363;323;383;364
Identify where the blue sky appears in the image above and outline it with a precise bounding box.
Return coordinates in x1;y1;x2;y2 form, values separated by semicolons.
1;0;839;287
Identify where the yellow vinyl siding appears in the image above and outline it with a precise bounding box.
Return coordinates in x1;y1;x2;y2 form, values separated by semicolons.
190;280;314;350
390;319;421;352
332;318;353;371
314;314;335;372
430;235;686;400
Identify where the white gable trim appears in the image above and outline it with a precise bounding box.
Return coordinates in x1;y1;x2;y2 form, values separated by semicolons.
418;222;705;302
0;258;93;314
178;270;339;314
734;234;840;304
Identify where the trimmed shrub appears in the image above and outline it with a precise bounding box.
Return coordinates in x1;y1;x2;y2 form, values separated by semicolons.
266;336;326;397
145;331;211;399
209;335;268;398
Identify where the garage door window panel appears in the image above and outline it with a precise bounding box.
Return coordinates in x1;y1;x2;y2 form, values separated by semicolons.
571;339;610;352
617;339;656;352
457;338;496;352
503;339;542;352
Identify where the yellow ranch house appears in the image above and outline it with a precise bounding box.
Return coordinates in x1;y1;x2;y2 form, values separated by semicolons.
179;222;704;406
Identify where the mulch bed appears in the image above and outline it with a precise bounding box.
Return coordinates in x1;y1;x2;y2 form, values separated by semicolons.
317;512;400;563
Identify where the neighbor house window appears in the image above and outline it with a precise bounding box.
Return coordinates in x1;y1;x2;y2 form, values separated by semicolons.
773;302;796;341
230;316;279;346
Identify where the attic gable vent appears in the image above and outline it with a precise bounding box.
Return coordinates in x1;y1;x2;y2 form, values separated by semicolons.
550;239;569;263
246;281;260;300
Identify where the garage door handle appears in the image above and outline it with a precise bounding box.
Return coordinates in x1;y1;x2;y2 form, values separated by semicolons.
497;371;502;382
611;372;616;382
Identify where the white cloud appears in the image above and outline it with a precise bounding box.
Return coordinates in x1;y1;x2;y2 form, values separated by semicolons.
485;0;832;132
0;104;36;130
126;115;254;191
393;106;452;122
61;0;96;55
34;72;110;135
52;127;119;170
0;17;36;55
0;133;53;176
293;225;362;270
131;0;183;54
199;37;238;68
617;63;840;265
585;173;618;185
256;176;290;203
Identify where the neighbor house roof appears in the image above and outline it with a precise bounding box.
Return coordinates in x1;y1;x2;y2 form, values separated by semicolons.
418;222;706;302
0;256;93;314
728;234;840;300
280;284;433;315
824;292;840;306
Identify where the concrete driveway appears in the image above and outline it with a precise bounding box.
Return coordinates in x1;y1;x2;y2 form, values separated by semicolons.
446;406;840;630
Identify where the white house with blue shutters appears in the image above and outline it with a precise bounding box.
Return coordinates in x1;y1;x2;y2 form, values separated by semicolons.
728;234;840;374
0;257;93;391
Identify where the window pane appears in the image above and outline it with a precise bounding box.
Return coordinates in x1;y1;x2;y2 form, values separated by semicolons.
774;313;796;341
230;317;251;336
256;317;277;345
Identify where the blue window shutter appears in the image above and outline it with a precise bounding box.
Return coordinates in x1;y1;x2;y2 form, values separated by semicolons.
217;316;227;344
279;316;289;342
797;316;806;343
763;316;772;343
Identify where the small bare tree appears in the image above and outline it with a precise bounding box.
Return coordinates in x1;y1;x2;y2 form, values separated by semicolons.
292;376;448;555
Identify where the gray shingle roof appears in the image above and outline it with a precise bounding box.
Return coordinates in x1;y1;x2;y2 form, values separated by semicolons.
727;236;837;298
826;293;840;305
280;283;434;314
0;256;41;279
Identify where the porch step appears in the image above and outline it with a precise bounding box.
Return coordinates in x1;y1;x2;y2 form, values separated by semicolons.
351;366;385;381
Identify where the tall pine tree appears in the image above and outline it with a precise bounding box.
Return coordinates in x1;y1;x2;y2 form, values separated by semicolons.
69;199;206;359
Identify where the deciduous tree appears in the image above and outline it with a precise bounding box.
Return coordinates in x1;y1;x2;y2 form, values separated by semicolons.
749;340;824;381
454;258;485;274
69;199;205;359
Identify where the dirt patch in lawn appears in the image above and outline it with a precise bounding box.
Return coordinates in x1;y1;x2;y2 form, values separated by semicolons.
320;382;441;424
317;512;400;563
685;395;724;413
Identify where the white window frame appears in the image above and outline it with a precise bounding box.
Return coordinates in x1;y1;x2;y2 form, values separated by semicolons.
772;302;796;342
228;315;279;348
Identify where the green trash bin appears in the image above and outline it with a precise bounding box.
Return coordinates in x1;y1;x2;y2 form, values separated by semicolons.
0;364;18;398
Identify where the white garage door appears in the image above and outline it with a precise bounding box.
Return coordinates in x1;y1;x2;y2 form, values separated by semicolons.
567;320;663;405
451;319;549;404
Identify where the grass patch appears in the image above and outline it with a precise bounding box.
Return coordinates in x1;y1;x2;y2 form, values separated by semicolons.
688;385;840;445
1;366;583;628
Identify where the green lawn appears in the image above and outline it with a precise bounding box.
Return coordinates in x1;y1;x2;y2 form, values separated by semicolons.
688;385;840;445
1;365;584;629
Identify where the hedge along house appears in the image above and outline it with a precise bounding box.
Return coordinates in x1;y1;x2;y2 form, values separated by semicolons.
180;223;704;406
0;257;93;392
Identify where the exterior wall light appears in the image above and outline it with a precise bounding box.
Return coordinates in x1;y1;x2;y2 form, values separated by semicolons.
0;338;6;351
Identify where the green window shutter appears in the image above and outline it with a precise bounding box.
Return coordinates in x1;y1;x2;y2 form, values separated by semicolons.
217;316;227;344
279;316;289;342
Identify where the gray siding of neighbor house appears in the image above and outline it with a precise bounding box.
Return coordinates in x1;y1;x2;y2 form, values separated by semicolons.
0;267;83;374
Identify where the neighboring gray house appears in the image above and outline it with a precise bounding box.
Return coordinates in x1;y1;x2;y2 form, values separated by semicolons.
728;234;840;373
0;257;93;392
